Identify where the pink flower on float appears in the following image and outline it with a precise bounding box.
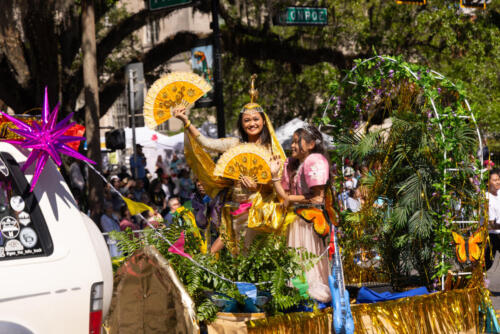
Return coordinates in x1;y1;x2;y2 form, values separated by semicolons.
0;87;95;192
168;231;192;259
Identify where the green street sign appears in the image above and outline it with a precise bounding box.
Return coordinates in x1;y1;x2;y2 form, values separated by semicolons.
149;0;191;11
276;7;328;26
396;0;426;4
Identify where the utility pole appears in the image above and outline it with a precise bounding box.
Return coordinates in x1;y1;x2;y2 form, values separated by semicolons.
82;0;103;209
211;0;225;138
128;69;138;179
125;62;144;180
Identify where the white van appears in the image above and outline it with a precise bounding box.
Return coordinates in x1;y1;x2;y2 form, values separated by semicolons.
0;143;113;334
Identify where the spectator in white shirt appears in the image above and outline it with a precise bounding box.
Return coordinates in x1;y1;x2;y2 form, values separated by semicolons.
344;167;358;189
338;167;357;210
488;169;500;228
486;169;500;269
346;188;362;212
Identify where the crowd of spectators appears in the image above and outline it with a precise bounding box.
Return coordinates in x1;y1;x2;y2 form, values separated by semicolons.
333;159;385;264
335;159;380;214
67;144;209;256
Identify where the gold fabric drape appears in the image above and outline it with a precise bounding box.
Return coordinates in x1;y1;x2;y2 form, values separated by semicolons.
247;191;290;233
220;201;237;253
261;111;286;162
247;287;487;334
184;131;232;198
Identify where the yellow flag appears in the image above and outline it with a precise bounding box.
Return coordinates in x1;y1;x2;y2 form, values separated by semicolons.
176;207;208;254
123;197;154;216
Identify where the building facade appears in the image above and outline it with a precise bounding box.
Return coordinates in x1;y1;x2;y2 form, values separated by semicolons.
99;1;211;138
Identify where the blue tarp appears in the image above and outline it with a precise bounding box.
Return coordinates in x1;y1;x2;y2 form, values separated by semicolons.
356;286;429;304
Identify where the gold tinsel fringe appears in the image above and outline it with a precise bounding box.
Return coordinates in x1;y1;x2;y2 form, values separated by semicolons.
247;287;488;334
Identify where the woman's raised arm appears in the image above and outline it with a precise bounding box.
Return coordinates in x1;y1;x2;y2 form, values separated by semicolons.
173;106;238;153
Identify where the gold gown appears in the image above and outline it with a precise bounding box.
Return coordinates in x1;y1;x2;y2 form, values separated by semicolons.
184;112;287;253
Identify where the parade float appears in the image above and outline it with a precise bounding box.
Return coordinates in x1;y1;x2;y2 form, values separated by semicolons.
104;58;499;333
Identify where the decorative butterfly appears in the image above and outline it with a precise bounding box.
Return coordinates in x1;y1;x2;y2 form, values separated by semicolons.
451;231;483;263
295;207;330;237
325;187;339;227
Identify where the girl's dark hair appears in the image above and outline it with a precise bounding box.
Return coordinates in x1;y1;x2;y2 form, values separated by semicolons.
120;205;129;218
237;111;271;146
490;168;500;179
287;125;330;189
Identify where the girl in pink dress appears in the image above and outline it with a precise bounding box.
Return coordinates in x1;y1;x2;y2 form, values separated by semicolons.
270;125;331;302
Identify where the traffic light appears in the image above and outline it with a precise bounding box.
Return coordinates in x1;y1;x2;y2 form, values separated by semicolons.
105;129;125;151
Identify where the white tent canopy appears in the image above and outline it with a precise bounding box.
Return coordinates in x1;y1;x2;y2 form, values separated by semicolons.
124;127;184;150
275;118;334;150
124;127;185;176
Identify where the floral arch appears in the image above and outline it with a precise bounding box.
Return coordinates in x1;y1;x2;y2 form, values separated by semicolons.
320;55;487;290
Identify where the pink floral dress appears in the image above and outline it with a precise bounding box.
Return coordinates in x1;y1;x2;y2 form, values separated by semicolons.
282;153;331;302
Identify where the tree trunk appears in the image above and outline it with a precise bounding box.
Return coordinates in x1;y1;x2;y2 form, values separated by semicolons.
82;0;103;211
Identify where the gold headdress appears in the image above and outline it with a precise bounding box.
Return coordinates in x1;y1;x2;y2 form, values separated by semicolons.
241;74;263;114
238;74;285;160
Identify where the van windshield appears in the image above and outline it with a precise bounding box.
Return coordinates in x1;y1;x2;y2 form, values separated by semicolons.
0;153;52;260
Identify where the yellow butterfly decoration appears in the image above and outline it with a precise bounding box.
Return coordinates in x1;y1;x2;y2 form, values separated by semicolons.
451;230;483;263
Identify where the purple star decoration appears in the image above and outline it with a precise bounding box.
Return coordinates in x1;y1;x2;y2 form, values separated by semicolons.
0;87;95;192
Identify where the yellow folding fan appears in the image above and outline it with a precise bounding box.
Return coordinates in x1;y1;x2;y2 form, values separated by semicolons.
213;143;272;184
143;72;212;129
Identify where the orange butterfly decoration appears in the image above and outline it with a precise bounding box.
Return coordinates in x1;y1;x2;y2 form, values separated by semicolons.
451;231;483;263
295;208;330;237
325;187;339;227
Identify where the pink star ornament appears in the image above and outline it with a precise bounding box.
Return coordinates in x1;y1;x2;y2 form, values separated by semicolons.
0;87;95;192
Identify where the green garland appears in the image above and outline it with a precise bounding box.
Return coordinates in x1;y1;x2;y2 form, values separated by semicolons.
110;212;317;323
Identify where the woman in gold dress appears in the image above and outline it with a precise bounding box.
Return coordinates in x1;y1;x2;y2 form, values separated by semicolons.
173;79;286;254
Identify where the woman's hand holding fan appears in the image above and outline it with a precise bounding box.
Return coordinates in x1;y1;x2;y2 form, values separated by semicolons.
172;105;188;124
240;175;258;191
270;155;283;179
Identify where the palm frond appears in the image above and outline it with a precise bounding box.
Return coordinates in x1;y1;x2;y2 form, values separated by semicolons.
336;131;386;161
408;209;434;239
391;205;410;230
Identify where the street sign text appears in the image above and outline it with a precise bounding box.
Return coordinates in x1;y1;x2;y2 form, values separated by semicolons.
276;7;327;26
